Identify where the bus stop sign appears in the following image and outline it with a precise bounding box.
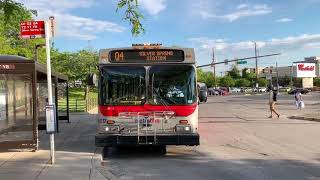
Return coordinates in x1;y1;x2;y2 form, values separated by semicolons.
46;104;56;134
20;21;45;39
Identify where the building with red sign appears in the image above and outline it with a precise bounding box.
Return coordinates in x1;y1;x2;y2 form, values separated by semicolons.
258;56;320;88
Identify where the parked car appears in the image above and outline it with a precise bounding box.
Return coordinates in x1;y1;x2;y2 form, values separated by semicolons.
208;88;219;96
259;87;267;92
74;80;82;87
288;88;310;95
197;82;208;102
243;88;253;93
279;87;291;92
230;87;241;93
218;88;229;96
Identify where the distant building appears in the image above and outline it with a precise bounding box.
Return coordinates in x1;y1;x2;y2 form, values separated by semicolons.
259;56;320;88
260;66;293;78
245;68;264;76
303;56;320;77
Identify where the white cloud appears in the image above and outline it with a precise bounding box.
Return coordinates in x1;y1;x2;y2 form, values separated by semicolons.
303;42;320;49
237;4;248;9
188;34;320;52
139;0;166;16
17;0;125;40
19;0;96;12
275;18;293;22
197;3;272;22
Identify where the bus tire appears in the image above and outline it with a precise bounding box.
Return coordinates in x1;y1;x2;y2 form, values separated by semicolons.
156;145;166;155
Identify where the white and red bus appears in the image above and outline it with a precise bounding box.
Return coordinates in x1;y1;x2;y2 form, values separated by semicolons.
95;44;199;152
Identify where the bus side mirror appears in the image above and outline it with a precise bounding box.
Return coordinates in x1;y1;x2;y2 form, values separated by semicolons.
87;73;97;87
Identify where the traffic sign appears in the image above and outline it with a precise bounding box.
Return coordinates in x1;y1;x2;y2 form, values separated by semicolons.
20;21;45;39
237;60;247;64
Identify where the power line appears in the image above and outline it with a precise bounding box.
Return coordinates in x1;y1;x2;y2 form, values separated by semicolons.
197;53;281;68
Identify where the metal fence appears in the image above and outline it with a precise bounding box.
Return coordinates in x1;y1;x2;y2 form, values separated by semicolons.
59;97;97;112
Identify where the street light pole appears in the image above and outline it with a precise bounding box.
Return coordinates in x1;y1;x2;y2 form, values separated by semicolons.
290;64;294;88
45;20;55;165
276;62;279;92
212;48;217;88
254;42;259;92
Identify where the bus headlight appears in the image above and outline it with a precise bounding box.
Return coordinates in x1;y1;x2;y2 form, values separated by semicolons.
102;125;119;133
175;125;192;133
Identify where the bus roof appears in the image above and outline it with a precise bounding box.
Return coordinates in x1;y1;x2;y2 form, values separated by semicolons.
99;47;195;65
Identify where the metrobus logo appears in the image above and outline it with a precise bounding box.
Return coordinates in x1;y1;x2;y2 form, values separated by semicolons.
298;64;315;71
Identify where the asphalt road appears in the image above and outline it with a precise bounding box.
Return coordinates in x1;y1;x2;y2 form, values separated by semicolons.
98;93;320;180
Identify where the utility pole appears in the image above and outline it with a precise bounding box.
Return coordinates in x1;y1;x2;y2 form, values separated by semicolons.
254;42;259;93
290;64;293;88
212;48;217;88
34;44;45;62
276;62;279;92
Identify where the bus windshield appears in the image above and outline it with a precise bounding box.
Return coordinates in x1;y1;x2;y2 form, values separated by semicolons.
148;65;196;105
100;66;145;105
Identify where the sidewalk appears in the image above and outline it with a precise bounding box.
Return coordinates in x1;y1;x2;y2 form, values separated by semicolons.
0;109;106;180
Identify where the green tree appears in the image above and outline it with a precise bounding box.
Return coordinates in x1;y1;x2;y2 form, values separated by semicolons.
314;78;320;87
197;69;215;87
280;75;291;86
0;0;44;58
227;65;241;79
52;50;98;83
116;0;144;36
235;78;251;87
258;78;267;87
219;75;235;87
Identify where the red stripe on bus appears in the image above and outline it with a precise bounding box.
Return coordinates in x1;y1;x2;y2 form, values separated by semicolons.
99;104;197;117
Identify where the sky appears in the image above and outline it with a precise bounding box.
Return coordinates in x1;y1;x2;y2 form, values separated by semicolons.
17;0;320;74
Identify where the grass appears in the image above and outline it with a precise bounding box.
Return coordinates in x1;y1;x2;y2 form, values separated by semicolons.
58;88;98;112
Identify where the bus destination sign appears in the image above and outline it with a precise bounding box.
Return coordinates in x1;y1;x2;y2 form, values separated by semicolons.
109;49;184;63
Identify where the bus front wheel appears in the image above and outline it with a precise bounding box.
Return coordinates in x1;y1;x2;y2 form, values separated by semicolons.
155;145;167;155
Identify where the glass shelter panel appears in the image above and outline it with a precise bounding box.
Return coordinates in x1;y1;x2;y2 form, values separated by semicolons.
37;81;56;127
0;74;33;142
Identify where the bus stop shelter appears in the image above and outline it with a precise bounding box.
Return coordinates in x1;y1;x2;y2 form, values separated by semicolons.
0;55;69;151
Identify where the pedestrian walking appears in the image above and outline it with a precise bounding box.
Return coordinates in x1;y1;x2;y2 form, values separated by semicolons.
268;87;280;118
294;90;303;109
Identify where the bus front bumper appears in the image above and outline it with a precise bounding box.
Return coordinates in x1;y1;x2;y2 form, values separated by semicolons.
95;134;200;147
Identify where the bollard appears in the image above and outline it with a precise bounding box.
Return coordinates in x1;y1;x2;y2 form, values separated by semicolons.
75;99;78;112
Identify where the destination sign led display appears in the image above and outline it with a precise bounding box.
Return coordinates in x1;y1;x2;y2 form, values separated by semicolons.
109;49;184;63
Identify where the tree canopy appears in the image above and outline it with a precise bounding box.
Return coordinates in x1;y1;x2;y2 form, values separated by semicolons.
116;0;144;36
197;69;215;87
227;65;241;79
235;78;251;87
219;75;235;87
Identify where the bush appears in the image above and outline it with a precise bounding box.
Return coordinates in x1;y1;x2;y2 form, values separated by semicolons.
314;78;320;87
235;78;251;87
258;78;267;87
219;75;235;87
